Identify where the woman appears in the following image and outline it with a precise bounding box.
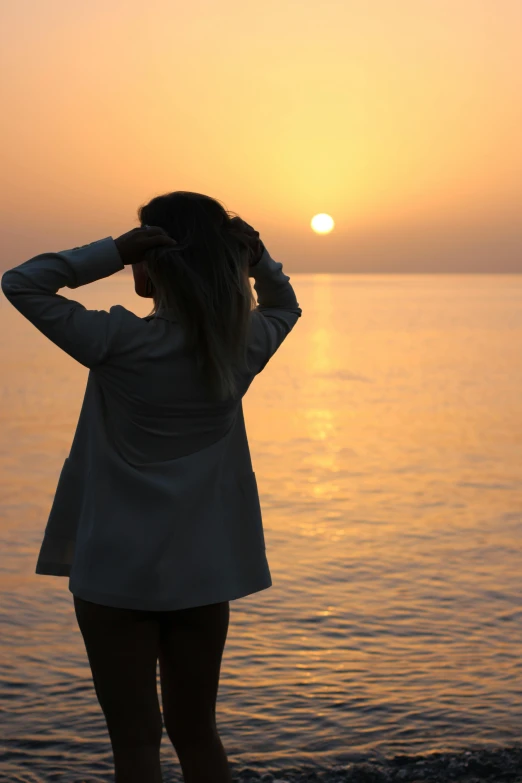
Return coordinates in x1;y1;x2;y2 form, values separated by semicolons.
1;190;303;782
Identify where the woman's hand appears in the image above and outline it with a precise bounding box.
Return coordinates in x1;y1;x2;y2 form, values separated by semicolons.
114;226;177;267
229;217;265;266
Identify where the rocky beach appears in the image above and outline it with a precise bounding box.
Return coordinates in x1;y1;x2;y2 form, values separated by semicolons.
233;745;522;783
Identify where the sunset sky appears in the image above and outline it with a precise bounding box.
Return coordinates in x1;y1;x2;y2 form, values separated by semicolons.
1;0;521;273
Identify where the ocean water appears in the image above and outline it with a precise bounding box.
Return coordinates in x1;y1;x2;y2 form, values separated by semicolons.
1;270;522;782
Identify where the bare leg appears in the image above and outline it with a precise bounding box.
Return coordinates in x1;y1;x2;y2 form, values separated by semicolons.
158;600;232;783
172;730;232;783
73;596;164;783
111;744;163;783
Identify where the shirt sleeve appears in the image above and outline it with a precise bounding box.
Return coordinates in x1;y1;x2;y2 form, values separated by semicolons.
247;245;303;374
1;236;126;369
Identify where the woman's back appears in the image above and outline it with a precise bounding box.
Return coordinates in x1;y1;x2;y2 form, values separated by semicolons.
1;234;302;611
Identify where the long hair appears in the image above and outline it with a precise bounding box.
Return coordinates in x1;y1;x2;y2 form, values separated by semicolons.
137;191;258;402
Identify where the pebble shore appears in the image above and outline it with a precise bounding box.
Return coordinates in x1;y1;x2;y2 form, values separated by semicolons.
233;745;522;782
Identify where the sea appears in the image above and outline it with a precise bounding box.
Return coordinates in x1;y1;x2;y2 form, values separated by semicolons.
1;270;521;782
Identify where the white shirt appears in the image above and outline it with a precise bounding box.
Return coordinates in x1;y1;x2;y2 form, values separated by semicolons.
1;236;302;611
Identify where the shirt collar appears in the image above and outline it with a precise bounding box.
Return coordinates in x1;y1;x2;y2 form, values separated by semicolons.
144;305;178;322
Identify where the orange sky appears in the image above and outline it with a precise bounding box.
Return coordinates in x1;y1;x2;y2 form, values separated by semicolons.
1;0;521;273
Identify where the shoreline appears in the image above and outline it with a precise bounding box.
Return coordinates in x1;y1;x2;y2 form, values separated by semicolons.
235;744;522;782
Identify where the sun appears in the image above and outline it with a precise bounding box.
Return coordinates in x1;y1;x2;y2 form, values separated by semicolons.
311;214;335;234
